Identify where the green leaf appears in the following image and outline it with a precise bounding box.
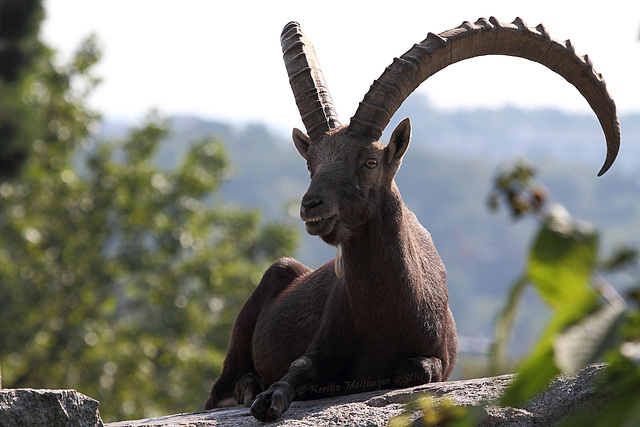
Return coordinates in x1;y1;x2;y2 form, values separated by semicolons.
501;292;598;407
490;274;529;375
554;302;627;374
389;394;478;427
527;205;598;309
501;205;602;406
620;342;640;366
599;245;639;272
500;345;560;408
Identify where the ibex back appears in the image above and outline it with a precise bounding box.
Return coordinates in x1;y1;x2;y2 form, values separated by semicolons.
205;17;620;422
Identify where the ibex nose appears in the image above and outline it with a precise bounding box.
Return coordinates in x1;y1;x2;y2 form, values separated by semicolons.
300;197;323;219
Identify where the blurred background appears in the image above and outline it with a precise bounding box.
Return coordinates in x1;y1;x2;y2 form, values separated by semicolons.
1;0;639;422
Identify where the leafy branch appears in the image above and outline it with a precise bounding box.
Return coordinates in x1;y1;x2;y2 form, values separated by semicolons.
488;161;640;422
392;160;640;426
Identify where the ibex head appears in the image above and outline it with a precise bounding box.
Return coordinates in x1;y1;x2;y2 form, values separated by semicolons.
292;118;411;246
281;17;621;245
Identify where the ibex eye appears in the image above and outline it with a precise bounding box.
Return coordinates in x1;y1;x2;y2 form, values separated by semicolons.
365;159;378;169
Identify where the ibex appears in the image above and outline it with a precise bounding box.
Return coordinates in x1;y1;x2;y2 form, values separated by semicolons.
205;17;620;421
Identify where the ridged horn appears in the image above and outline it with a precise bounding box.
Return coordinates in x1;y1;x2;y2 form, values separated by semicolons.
281;22;340;141
347;17;620;176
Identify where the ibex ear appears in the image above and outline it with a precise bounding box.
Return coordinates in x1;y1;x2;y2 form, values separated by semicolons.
385;118;411;168
292;128;311;161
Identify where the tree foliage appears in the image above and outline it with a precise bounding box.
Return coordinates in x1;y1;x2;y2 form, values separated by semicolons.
0;12;297;423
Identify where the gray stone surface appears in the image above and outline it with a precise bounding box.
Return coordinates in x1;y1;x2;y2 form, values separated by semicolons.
0;388;104;426
107;364;608;426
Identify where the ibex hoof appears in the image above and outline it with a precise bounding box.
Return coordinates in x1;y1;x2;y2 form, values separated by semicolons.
250;385;292;421
393;356;443;387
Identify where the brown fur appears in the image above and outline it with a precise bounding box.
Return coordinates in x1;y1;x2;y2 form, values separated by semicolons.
205;119;458;421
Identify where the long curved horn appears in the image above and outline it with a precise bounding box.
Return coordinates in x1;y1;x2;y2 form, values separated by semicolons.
281;22;340;141
348;17;620;176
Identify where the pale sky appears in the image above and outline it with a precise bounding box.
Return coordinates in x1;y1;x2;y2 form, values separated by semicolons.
42;1;640;132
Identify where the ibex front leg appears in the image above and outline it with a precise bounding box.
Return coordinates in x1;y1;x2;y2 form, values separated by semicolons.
250;355;318;421
251;290;353;421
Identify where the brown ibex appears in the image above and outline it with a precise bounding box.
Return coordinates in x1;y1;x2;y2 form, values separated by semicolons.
205;17;620;421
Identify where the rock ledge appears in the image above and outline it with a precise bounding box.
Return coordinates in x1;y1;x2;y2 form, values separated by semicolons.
0;388;103;427
107;364;607;426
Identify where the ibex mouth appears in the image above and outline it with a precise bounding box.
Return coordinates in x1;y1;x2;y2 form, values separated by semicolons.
303;215;337;237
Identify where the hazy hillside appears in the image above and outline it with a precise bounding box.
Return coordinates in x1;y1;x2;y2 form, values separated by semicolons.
98;95;640;360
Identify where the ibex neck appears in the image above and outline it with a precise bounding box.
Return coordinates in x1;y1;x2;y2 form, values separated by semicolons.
341;190;416;283
339;188;447;339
